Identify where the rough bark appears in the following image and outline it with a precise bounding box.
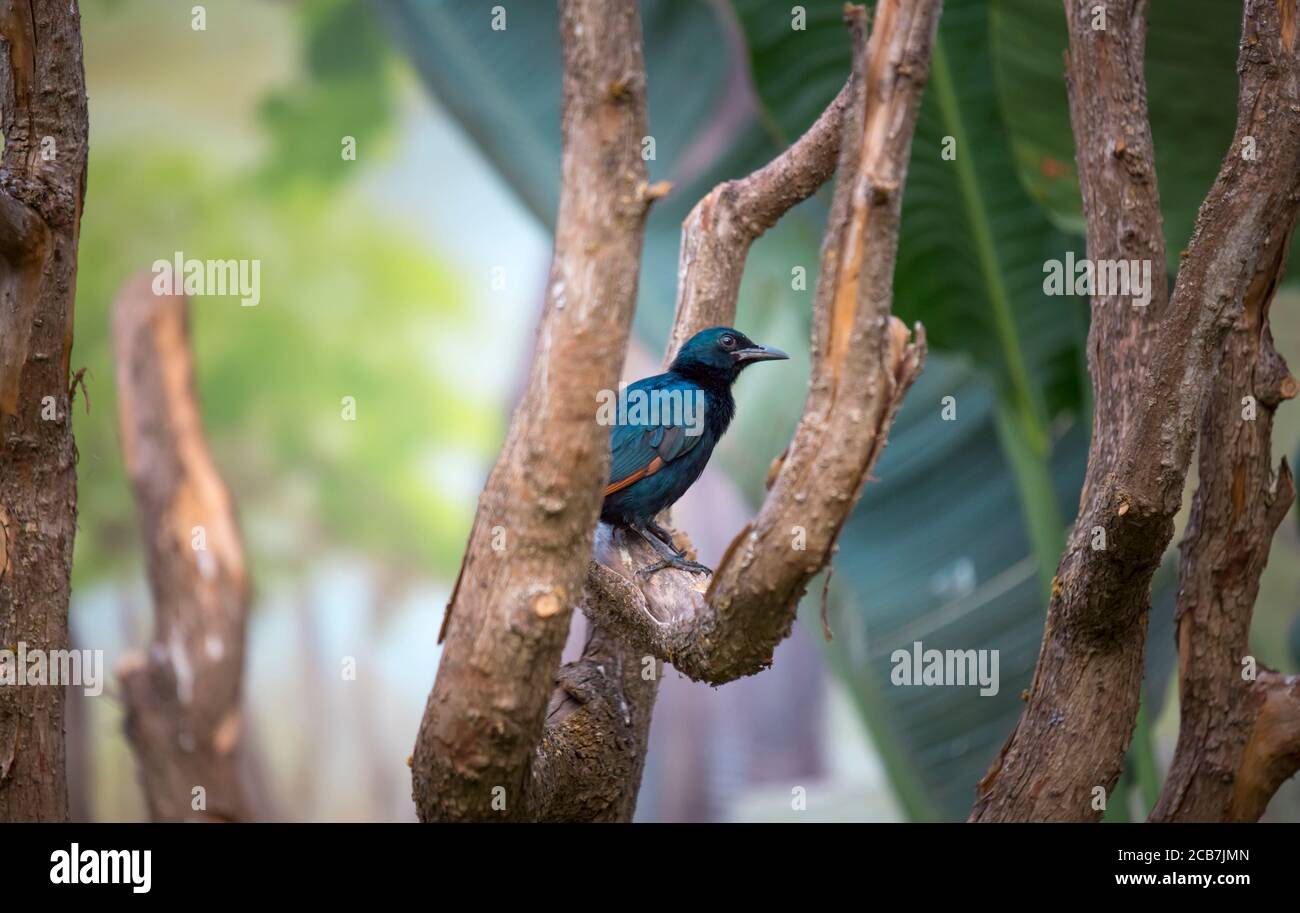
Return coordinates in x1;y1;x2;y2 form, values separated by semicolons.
526;583;659;822
0;0;88;822
112;275;253;822
1151;46;1300;818
972;0;1300;821
412;0;655;823
581;0;936;687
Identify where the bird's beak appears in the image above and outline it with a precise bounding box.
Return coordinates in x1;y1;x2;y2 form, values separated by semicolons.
733;343;789;364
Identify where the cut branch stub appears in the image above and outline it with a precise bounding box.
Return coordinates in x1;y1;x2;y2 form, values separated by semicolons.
113;275;253;822
582;0;939;686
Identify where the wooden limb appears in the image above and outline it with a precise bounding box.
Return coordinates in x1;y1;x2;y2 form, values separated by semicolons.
0;0;88;823
1231;670;1300;820
526;618;659;822
0;184;48;421
412;0;654;822
112;276;253;822
972;0;1300;822
1151;145;1300;821
581;0;937;686
667;79;852;358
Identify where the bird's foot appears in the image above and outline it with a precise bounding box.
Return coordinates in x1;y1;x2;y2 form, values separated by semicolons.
636;555;713;578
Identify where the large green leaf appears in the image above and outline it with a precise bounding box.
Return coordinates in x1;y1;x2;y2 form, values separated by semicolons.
820;354;1176;820
991;0;1243;270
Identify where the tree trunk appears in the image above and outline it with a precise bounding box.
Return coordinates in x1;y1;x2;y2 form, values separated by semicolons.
0;0;89;823
411;0;656;823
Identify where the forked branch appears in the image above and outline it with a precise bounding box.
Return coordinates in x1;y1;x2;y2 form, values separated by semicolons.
582;0;939;685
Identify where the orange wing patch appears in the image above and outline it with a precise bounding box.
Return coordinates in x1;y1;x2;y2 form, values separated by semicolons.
603;456;665;497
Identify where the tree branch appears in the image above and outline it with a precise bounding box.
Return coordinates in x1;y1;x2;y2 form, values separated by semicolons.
1151;6;1300;815
972;0;1300;821
1231;669;1300;820
525;617;659;822
112;276;253;822
666;78;852;358
412;0;655;822
581;0;938;686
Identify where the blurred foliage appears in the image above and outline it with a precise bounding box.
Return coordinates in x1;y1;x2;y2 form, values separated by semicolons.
72;0;490;588
74;153;492;585
991;0;1243;270
257;0;396;190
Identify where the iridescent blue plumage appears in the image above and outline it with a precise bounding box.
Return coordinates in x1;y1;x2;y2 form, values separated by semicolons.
600;327;787;575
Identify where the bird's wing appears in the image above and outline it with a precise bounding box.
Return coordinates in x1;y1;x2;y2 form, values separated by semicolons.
604;397;703;496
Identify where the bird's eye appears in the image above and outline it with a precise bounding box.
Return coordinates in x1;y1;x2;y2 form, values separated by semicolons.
720;334;736;349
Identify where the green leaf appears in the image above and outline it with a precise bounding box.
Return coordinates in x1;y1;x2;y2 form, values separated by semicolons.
257;0;397;191
991;0;1242;268
820;355;1177;820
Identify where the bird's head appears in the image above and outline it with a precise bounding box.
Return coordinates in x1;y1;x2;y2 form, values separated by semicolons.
669;327;788;384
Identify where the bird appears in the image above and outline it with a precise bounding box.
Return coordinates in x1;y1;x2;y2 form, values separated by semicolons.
601;326;788;577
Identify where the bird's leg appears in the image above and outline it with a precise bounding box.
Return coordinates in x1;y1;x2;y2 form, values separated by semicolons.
627;521;712;578
644;518;677;550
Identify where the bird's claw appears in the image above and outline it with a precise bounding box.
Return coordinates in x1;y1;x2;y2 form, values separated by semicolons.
636;557;713;579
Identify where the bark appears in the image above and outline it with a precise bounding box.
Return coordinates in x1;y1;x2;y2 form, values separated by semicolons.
113;276;253;822
412;0;655;823
0;0;88;822
581;0;936;687
526;599;659;822
972;0;1300;821
1151;68;1300;819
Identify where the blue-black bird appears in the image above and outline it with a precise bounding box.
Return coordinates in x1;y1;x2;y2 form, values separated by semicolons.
601;326;788;576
